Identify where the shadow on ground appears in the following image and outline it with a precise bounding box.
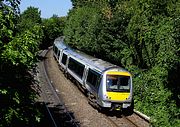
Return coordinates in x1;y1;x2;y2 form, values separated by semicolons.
35;102;80;127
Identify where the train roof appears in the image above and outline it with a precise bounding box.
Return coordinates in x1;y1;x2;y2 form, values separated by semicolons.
54;37;128;73
54;37;69;50
73;51;120;72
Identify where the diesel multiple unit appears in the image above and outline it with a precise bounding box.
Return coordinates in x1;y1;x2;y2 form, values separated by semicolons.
53;37;133;111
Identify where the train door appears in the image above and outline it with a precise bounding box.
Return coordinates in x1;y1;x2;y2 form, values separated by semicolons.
82;65;89;88
85;68;102;108
85;68;101;96
58;49;63;64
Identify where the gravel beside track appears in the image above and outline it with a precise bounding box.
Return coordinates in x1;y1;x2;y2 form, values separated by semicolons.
37;50;79;127
38;48;150;127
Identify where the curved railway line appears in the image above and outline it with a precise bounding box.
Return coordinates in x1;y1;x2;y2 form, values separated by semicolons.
38;49;80;127
38;48;150;127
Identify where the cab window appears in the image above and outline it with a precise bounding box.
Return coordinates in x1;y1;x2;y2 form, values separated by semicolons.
106;75;130;92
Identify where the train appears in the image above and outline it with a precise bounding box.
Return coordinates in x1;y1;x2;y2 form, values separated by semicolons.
53;37;133;112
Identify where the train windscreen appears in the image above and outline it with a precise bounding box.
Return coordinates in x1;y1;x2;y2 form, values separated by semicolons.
106;75;130;92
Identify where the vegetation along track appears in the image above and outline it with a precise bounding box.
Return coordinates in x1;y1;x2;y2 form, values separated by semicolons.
38;48;80;127
41;48;150;127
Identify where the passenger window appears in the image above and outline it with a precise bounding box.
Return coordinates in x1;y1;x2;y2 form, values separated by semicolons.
68;58;85;79
87;69;101;88
61;53;67;65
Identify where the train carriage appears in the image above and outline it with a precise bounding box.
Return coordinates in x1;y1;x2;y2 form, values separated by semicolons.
53;37;133;112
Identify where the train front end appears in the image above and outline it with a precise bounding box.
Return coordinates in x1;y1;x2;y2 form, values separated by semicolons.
98;69;133;111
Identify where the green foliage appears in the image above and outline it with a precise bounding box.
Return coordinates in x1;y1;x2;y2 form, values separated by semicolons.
64;5;101;54
65;1;131;65
41;15;66;48
64;0;180;126
2;27;41;68
17;6;42;33
0;1;43;126
133;66;180;126
0;0;20;46
0;86;41;127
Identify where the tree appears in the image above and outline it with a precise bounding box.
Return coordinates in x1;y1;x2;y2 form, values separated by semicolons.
17;6;42;33
41;15;66;48
0;0;20;48
64;0;180;126
0;1;43;126
64;5;101;54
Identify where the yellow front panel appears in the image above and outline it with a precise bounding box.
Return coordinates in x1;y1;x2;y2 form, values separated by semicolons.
107;92;130;101
107;71;131;76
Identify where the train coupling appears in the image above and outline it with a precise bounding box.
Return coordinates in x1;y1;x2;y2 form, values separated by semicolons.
111;103;122;111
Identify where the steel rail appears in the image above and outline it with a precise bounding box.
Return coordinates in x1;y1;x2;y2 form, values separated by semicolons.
103;116;121;127
122;115;139;127
40;50;58;127
41;48;79;127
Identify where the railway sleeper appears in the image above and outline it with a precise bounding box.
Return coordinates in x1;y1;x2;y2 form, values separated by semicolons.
55;104;65;109
64;120;80;127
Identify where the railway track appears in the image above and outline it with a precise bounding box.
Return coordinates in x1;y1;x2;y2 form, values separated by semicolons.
121;115;141;127
39;48;150;127
99;103;150;127
38;49;80;127
104;115;139;127
90;102;150;127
